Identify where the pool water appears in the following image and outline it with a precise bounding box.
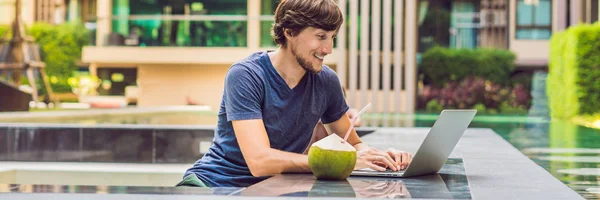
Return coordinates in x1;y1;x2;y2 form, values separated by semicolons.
1;111;598;199
392;114;600;200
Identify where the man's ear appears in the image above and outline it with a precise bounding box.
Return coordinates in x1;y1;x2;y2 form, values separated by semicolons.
284;29;292;39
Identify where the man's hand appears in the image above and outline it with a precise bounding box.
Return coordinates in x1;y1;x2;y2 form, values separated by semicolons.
354;146;412;171
355;147;400;171
385;148;412;170
352;180;410;198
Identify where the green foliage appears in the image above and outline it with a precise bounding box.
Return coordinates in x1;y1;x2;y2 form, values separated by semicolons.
499;101;528;115
420;47;516;87
547;23;600;119
0;25;9;39
2;23;90;93
472;103;487;114
572;24;600;116
28;23;90;80
425;100;443;113
475;48;516;85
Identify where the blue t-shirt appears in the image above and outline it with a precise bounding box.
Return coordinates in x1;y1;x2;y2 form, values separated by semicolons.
184;51;349;187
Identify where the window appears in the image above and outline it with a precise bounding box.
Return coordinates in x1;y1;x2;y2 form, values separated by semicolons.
260;0;279;47
110;0;248;47
516;0;552;40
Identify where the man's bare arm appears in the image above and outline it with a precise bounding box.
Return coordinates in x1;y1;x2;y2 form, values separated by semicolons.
232;119;311;177
324;113;399;171
323;113;364;148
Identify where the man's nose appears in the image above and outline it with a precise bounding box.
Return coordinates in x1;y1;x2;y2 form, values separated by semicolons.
322;42;333;55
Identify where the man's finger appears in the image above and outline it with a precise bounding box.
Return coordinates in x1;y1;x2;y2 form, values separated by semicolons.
379;153;398;171
373;161;387;168
402;152;411;169
389;151;402;169
367;162;387;171
367;148;397;170
374;155;397;171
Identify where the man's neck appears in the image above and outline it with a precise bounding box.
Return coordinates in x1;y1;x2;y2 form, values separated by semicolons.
268;48;307;89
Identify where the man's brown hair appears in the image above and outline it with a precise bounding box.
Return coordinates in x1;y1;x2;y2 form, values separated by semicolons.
271;0;343;48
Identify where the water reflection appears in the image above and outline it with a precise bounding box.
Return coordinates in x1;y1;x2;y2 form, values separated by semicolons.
356;113;600;199
349;179;410;198
359;113;600;200
242;158;470;199
0;184;241;196
2;110;599;198
241;173;469;199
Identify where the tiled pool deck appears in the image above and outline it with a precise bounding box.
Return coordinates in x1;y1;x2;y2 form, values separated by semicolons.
0;126;583;199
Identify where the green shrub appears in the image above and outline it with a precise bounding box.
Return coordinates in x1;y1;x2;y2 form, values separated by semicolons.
547;23;600;119
29;23;90;81
572;24;600;116
499;101;528;115
0;25;9;39
425;100;443;113
1;23;90;94
472;103;487;114
476;48;516;85
420;47;516;87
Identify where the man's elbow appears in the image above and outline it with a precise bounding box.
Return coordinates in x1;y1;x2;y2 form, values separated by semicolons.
248;166;270;177
246;154;278;177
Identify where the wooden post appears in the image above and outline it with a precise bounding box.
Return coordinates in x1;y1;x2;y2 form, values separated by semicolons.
26;68;39;104
40;68;55;103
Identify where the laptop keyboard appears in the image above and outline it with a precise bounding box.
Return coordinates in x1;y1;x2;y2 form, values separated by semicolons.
385;169;406;173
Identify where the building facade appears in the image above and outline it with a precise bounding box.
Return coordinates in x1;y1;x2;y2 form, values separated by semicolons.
3;0;599;113
1;0;97;25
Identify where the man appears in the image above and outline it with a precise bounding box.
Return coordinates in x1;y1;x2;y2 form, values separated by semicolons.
180;0;412;187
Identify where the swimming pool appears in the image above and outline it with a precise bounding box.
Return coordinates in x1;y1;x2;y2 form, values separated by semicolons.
0;110;598;199
401;114;600;200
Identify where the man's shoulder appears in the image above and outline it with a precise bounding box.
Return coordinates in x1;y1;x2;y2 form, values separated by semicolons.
232;51;268;69
320;65;336;76
227;51;268;76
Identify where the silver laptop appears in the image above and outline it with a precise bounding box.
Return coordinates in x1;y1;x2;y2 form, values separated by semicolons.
350;109;477;178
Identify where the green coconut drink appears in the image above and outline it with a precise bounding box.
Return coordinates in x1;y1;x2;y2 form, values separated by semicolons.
308;134;357;180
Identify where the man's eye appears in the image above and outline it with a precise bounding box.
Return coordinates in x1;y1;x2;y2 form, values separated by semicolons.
317;35;326;40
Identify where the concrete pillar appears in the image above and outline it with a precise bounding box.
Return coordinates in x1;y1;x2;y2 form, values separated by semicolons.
96;0;112;46
404;0;417;114
90;63;98;77
555;0;567;31
570;0;582;25
359;0;369;107
68;0;79;22
393;0;403;113
248;0;260;50
336;0;347;89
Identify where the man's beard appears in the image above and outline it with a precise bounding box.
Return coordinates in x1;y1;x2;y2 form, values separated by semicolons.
290;43;319;74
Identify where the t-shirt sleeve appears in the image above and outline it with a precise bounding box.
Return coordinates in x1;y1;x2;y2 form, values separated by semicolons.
224;64;264;121
321;70;350;124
